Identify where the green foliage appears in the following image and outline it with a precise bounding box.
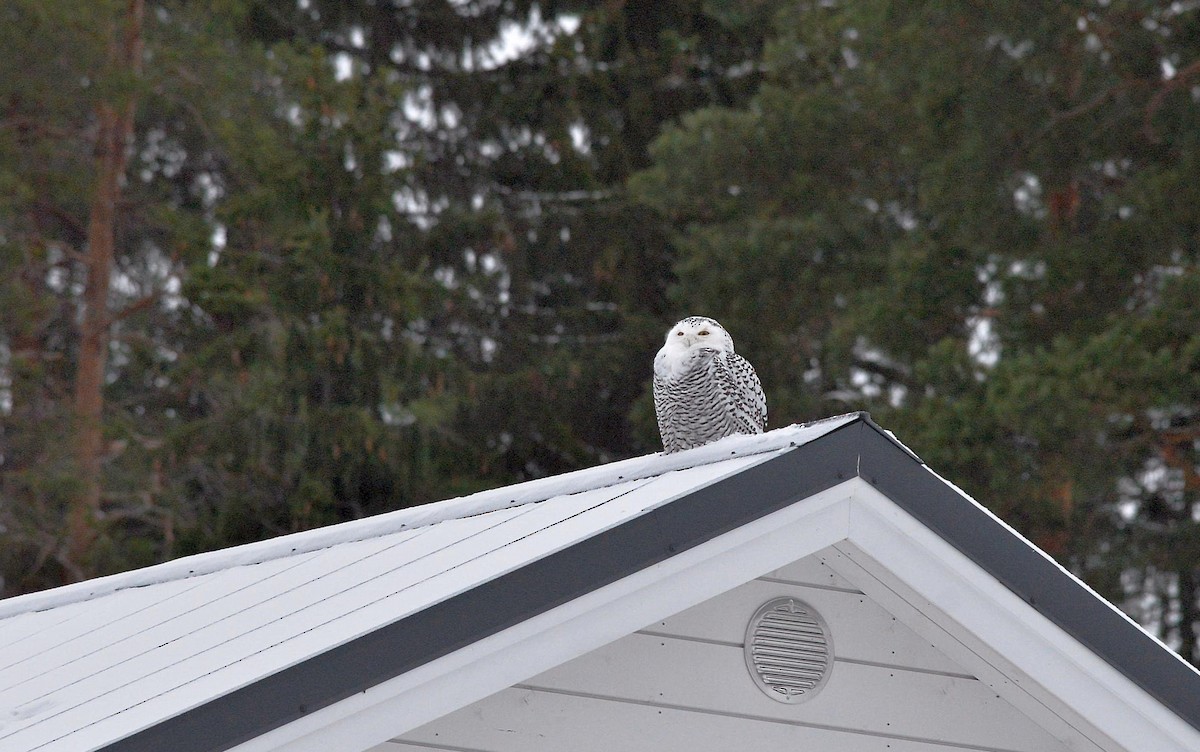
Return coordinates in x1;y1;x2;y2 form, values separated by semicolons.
633;0;1200;662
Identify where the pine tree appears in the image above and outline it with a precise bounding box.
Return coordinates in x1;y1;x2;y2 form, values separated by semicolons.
242;0;774;480
1;0;158;586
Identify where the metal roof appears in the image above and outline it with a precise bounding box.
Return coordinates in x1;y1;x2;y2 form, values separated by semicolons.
2;412;1199;752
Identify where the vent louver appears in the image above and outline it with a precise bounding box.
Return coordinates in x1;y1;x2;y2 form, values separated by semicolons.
744;597;833;703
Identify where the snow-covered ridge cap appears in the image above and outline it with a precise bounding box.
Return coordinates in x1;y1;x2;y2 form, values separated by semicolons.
0;414;861;620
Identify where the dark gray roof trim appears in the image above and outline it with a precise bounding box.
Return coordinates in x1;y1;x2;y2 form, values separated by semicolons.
106;417;1200;752
856;415;1200;733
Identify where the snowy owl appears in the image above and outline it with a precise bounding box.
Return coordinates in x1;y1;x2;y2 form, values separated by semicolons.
653;316;767;453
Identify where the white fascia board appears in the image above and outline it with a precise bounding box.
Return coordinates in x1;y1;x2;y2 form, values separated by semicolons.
838;479;1200;752
229;481;858;752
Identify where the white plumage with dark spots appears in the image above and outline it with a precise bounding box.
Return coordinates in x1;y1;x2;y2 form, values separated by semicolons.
653;316;767;453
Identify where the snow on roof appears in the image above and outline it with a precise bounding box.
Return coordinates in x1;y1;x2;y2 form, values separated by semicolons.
0;415;857;752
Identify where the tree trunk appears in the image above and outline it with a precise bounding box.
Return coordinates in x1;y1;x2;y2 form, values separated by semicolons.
1179;563;1199;665
67;0;145;579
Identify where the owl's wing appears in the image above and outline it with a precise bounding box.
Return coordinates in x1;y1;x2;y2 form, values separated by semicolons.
652;352;676;451
715;351;767;434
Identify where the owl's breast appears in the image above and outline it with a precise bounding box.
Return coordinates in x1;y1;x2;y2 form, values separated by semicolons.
654;346;718;381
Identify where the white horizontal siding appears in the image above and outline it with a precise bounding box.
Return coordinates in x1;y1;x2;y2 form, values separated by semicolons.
766;553;859;590
392;553;1069;752
650;572;964;674
519;635;1048;749
396;686;1027;752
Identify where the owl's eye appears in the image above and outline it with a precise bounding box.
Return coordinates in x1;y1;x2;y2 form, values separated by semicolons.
698;330;710;336
675;331;684;336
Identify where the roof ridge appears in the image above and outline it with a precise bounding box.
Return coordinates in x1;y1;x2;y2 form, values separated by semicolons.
0;414;864;620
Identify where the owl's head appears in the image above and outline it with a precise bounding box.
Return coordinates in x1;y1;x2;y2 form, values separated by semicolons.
662;316;735;354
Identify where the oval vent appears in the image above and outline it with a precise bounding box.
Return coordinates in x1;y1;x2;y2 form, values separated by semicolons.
744;597;833;703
